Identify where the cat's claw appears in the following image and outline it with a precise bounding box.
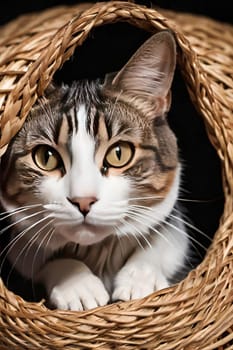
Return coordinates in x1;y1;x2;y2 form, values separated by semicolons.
37;259;110;311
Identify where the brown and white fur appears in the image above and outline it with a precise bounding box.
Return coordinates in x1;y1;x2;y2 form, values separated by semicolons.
0;31;189;310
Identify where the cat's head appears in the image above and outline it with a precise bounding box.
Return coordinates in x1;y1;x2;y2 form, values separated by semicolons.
0;31;179;248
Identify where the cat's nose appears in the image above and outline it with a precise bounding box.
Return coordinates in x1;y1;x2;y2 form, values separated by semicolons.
67;196;97;216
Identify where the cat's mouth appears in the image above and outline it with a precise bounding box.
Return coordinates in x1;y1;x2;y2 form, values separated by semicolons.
56;221;113;246
80;222;110;232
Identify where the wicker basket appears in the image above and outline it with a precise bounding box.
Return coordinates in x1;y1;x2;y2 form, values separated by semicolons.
0;1;233;349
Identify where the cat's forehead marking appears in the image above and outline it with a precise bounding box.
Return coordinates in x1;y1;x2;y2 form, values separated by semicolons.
69;103;102;197
76;104;87;131
72;103;93;158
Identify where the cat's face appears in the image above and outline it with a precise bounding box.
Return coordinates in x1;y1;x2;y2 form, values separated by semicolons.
0;31;179;248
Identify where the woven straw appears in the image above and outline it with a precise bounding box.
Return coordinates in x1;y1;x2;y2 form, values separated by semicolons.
0;1;233;349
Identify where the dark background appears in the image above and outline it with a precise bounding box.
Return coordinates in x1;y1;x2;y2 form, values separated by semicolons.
0;1;229;299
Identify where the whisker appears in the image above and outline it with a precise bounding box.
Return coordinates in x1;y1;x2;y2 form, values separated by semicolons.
126;206;205;263
85;195;163;208
0;231;27;263
0;204;43;221
169;211;212;242
42;228;55;266
0;209;48;235
130;203;211;245
114;225;136;255
126;206;198;269
165;219;208;253
116;222;145;250
31;223;55;299
119;218;146;249
127;194;220;204
130;204;209;253
177;196;223;203
163;217;208;263
28;219;55;278
0;213;50;275
0;209;48;262
128;196;164;202
160;223;197;270
123;210;196;271
5;215;52;287
125;217;153;249
125;208;171;246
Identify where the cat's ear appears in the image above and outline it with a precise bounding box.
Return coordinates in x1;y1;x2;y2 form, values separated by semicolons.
106;31;176;114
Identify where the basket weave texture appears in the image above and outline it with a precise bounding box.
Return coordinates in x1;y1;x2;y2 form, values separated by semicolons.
0;2;233;349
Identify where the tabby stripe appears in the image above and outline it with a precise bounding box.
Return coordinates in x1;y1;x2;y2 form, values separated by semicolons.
20;167;43;180
66;112;75;137
104;116;112;140
140;144;176;172
73;104;79;133
153;115;167;127
92;109;100;138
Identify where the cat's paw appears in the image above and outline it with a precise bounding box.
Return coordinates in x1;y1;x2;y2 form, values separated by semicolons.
112;264;169;302
37;259;110;311
49;274;109;311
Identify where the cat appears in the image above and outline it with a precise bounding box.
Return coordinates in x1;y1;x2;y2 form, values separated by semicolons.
0;31;190;311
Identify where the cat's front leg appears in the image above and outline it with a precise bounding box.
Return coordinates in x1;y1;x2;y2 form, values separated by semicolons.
112;253;169;302
36;259;109;311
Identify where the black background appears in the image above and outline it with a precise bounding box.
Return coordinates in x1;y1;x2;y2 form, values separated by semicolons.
0;1;230;299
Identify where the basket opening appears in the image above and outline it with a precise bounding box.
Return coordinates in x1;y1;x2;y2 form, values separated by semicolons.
0;22;224;304
54;21;224;258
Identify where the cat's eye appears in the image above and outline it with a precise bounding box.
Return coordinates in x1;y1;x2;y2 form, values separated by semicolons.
105;142;134;168
32;145;62;171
